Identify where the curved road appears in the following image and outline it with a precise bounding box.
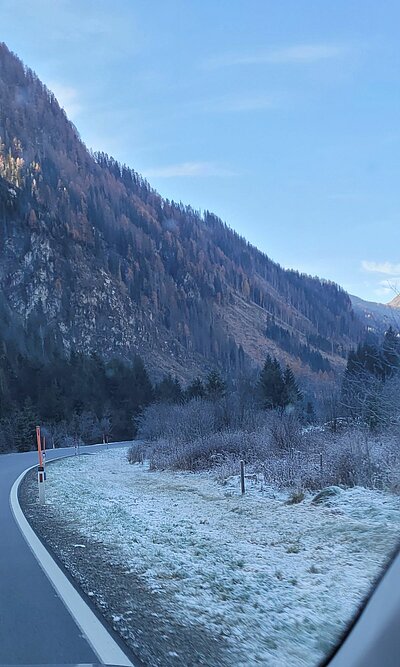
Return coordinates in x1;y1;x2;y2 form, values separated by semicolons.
0;443;132;665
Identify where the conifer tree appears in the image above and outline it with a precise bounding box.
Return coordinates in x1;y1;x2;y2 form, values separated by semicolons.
155;374;183;403
131;355;154;409
186;377;205;400
305;400;316;424
205;370;226;400
282;365;303;406
258;355;285;409
13;399;37;452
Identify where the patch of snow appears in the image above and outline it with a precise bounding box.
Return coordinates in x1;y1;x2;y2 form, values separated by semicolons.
44;448;400;667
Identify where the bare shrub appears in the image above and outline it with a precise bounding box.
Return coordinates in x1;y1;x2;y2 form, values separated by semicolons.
127;441;147;464
41;422;69;449
137;399;216;443
286;490;305;505
256;426;400;493
58;434;84;448
136;398;400;494
323;430;394;489
148;428;270;473
214;455;244;482
388;463;400;494
268;410;304;452
260;450;321;490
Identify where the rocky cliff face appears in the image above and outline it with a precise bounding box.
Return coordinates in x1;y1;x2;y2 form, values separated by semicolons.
0;43;363;381
0;175;203;378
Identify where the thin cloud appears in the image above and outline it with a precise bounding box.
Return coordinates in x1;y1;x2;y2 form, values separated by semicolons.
205;93;278;113
373;286;393;298
48;82;82;119
185;92;283;116
143;161;236;178
362;261;400;276
203;43;352;69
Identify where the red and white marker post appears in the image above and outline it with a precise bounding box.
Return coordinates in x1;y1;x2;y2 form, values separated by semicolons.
42;434;46;480
36;425;45;504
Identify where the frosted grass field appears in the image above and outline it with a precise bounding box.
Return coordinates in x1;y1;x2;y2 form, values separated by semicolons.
43;447;400;666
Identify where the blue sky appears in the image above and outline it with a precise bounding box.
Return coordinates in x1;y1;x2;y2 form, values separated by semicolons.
1;0;399;302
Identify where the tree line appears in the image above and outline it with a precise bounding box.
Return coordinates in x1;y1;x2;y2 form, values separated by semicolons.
0;323;308;453
341;326;400;429
2;321;398;454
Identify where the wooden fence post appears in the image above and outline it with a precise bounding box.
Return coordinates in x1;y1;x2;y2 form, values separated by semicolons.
240;460;245;495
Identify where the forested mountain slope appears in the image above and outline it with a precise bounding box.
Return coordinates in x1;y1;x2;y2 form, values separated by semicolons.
0;43;363;381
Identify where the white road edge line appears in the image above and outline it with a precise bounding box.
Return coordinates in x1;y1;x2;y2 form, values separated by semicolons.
10;462;135;667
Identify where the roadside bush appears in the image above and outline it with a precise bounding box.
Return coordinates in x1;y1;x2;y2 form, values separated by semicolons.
58;434;84;448
268;410;304;452
127;441;147;464
137;399;216;443
388;462;400;494
148;427;271;472
135;398;400;494
259;428;400;492
286;490;305;505
323;430;399;490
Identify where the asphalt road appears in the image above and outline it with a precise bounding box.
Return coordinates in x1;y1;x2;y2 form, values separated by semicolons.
0;443;129;665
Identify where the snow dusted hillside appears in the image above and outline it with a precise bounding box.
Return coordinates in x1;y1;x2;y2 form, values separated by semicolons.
28;448;400;667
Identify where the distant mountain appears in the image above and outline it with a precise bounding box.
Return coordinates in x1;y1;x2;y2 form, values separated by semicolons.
388;295;400;308
0;42;363;382
350;295;399;336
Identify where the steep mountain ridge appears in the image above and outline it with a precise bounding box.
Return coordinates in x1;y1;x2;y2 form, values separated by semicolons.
0;42;363;381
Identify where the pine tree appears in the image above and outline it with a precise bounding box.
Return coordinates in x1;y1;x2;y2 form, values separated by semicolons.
258;355;285;409
186;376;205;400
13;399;37;452
155;374;183;403
282;365;303;406
205;370;226;400
305;400;316;424
131;355;154;409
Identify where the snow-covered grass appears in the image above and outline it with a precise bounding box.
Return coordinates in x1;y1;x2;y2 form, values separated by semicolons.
44;448;400;666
